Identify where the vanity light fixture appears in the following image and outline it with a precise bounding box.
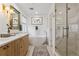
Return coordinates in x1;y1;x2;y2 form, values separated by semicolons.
10;5;14;13
2;4;6;12
0;4;2;12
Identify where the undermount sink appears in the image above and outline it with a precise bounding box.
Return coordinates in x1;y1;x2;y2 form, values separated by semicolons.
0;34;11;38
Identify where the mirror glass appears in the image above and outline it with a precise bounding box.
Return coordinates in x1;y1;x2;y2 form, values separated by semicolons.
10;5;21;31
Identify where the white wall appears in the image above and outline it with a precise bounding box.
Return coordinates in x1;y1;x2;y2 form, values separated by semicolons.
48;4;55;55
27;15;48;37
26;4;55;46
0;12;8;34
27;15;48;45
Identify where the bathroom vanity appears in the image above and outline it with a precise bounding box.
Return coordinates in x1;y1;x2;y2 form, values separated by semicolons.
0;33;29;56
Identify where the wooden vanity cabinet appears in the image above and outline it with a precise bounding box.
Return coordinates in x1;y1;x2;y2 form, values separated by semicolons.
19;37;25;56
0;41;14;56
9;41;15;56
14;35;29;56
19;35;29;56
13;39;20;56
24;35;29;53
7;42;14;56
0;35;29;56
0;44;9;56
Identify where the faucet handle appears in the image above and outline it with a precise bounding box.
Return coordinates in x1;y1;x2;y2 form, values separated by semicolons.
6;24;9;26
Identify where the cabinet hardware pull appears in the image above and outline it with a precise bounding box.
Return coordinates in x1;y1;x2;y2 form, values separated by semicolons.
3;47;6;49
21;46;22;48
63;27;69;38
7;46;9;47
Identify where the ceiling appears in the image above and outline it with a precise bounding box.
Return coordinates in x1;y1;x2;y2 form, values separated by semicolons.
16;3;53;17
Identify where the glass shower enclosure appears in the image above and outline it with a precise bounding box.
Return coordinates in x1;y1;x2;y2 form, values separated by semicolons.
55;3;79;56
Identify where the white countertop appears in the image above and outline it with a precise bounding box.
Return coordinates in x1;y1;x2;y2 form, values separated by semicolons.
0;32;28;47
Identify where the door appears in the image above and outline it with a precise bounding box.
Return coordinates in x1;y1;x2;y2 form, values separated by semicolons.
0;45;8;56
14;39;20;56
67;3;79;56
19;37;25;56
7;42;13;56
55;3;79;56
55;3;67;56
24;35;29;53
0;43;12;56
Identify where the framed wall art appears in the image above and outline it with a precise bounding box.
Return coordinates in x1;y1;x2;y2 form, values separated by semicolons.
31;17;43;25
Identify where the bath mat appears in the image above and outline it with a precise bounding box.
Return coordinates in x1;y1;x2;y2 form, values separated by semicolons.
32;46;50;56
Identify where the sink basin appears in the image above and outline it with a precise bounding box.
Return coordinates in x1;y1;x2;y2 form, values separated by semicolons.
0;34;10;38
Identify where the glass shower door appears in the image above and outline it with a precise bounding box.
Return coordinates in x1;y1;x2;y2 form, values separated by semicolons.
55;3;67;56
68;3;79;56
55;3;79;56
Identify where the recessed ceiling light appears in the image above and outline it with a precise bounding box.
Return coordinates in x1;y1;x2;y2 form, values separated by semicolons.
59;11;62;14
29;8;34;10
35;11;38;14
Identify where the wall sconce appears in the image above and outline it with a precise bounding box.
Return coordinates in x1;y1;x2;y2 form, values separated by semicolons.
2;4;6;12
0;4;2;12
0;4;9;13
0;4;6;12
1;4;9;15
10;5;14;13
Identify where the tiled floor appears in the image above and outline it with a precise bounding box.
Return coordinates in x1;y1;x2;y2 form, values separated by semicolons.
47;46;54;56
26;45;34;56
32;46;50;56
26;45;54;56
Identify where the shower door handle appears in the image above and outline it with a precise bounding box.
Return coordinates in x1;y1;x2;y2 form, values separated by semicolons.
63;27;69;38
63;27;64;38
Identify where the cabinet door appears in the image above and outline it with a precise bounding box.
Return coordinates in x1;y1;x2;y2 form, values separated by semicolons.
10;41;15;56
25;35;29;50
23;35;29;55
0;46;7;56
14;39;20;56
19;37;25;56
6;43;12;56
23;37;27;55
0;42;15;56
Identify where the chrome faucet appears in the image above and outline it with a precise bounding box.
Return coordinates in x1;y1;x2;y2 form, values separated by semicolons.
7;24;12;33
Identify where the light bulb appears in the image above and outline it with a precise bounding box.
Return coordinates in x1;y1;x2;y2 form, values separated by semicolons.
0;4;2;12
6;7;10;11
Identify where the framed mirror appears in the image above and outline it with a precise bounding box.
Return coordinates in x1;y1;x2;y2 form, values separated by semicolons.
10;5;21;31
